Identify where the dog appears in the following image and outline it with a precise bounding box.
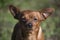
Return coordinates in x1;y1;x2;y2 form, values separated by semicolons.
9;5;54;40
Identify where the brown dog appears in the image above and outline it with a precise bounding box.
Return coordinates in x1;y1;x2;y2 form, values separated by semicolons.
9;5;54;40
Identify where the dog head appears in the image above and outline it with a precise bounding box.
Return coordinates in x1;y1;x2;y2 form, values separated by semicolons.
9;5;54;29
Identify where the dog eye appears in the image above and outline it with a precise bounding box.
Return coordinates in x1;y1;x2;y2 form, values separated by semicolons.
34;18;37;20
21;16;26;22
22;18;25;21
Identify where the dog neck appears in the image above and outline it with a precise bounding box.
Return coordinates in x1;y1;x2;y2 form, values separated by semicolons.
37;26;42;40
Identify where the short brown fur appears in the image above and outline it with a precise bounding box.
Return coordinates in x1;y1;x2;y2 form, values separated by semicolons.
9;5;54;40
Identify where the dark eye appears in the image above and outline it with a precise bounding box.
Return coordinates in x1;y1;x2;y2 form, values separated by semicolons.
21;16;26;22
22;18;25;21
34;18;37;21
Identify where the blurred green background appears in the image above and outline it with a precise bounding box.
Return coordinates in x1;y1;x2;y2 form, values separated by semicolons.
0;0;60;40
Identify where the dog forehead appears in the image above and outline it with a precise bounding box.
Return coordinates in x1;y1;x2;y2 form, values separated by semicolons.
23;11;40;15
22;11;41;19
31;12;40;15
30;11;41;17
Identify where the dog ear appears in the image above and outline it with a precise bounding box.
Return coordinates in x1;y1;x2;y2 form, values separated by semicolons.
9;5;21;19
39;8;55;21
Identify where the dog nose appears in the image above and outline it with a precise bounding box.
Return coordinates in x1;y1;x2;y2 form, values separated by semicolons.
27;23;32;28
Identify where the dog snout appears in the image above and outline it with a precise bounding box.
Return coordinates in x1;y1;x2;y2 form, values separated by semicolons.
27;23;33;28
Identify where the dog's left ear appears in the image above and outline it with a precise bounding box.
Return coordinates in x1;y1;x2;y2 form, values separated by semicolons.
9;5;21;19
39;8;55;21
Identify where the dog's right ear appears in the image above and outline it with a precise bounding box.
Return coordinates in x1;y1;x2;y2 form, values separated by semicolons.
9;5;21;19
39;8;55;21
